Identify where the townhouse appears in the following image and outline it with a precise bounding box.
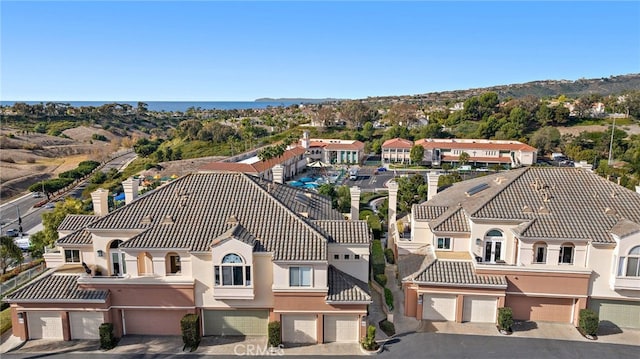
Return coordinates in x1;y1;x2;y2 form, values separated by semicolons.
394;167;639;328
382;138;537;168
300;131;365;165
5;172;372;343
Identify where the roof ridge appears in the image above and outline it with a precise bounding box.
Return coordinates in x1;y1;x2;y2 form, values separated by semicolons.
431;206;465;231
244;175;330;248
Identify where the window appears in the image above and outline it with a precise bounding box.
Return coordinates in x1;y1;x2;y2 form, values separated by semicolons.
214;253;251;286
289;266;312;287
344;254;350;260
167;253;181;274
64;249;80;263
334;254;339;260
559;243;574;264
533;242;547;264
619;245;640;277
436;237;451;250
354;254;360;260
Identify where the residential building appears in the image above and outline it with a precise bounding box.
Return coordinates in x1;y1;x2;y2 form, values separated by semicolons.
394;167;640;328
5;172;372;343
300;131;365;165
381;138;537;168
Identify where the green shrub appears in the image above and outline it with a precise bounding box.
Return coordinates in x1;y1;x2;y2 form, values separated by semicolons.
497;307;514;332
384;248;395;264
268;321;281;347
99;323;117;350
371;240;385;276
180;314;200;351
0;308;12;335
374;274;387;287
361;325;379;351
384;287;394;310
578;309;599;336
379;319;396;336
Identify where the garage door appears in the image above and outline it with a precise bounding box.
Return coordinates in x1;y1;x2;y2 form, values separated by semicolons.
282;314;317;343
422;294;456;321
506;296;573;322
124;309;188;335
28;311;63;339
70;312;103;339
324;315;359;342
203;310;268;336
463;296;497;323
589;299;640;329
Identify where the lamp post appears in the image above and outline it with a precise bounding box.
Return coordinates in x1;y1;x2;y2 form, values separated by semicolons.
2;203;22;238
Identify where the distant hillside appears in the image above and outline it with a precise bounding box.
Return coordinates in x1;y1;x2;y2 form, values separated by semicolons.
254;98;345;103
362;73;640;106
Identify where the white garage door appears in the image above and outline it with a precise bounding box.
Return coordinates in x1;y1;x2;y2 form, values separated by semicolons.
70;312;104;339
324;315;359;342
28;311;63;339
462;296;497;323
282;314;317;343
422;294;456;321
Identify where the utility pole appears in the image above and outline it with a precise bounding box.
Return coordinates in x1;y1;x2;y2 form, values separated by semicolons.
608;118;616;165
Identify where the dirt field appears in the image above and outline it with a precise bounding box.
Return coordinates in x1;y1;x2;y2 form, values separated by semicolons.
557;123;640;137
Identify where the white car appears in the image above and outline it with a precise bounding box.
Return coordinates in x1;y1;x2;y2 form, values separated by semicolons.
14;236;31;251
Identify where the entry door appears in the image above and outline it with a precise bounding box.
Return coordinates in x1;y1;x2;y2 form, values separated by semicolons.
484;241;503;263
111;252;126;275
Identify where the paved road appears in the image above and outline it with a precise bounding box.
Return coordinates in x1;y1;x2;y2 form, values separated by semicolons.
379;332;640;359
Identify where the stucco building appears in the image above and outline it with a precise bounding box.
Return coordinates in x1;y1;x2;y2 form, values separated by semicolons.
6;172;372;343
394;167;640;328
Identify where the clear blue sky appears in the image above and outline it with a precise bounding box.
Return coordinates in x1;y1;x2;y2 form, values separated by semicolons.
1;1;639;101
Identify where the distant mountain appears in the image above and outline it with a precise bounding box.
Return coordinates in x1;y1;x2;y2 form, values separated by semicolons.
361;73;640;106
254;98;345;103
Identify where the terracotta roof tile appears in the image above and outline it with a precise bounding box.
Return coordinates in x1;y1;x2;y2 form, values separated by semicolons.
5;273;108;302
413;260;506;287
326;265;371;303
57;215;99;232
382;138;414;149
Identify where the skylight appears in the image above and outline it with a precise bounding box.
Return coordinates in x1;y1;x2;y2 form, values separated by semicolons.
465;183;489;196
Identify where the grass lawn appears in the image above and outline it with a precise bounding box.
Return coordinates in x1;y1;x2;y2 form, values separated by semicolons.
1;307;12;335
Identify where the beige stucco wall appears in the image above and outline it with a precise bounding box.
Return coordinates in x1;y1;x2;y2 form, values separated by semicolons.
469;221;523;264
518;240;588;267
410;220;432;246
588;237;640;299
272;262;328;291
327;244;369;282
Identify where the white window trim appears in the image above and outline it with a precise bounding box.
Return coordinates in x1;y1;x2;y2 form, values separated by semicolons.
436;237;452;251
289;266;313;287
214;253;252;287
64;249;81;263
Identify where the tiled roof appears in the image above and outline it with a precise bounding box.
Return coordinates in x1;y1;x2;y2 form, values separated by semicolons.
324;142;365;151
57;215;99;232
432;207;470;233
420;167;640;244
441;155;512;163
610;219;640;239
326;265;371;303
211;224;257;248
382;138;414;149
398;246;435;280
199;147;305;174
56;229;93;245
413;260;507;287
4;273;108;302
412;205;448;221
415;139;536;152
313;221;371;244
89;172;364;261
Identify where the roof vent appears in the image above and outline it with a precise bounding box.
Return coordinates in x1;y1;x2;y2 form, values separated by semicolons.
522;205;533;214
494;176;506;184
604;207;617;216
140;215;153;224
227;215;238;225
161;215;174;224
538;206;550;215
610;191;618;198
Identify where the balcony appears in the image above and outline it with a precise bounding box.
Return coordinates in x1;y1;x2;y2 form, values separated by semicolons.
612;276;640;291
212;285;255;300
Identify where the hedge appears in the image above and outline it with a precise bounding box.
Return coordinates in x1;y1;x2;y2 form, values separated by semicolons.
268;321;281;347
497;307;513;332
99;323;117;350
371;240;385;276
579;309;599;336
374;274;387;287
384;287;394;311
361;325;379;351
379;319;396;336
180;313;200;351
384;248;395;264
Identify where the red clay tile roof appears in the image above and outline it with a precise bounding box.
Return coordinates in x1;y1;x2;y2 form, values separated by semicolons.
416;139;536;152
199;146;305;173
382;138;414;149
441;155;512;163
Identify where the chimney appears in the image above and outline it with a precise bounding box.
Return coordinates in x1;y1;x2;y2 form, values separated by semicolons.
122;177;139;205
350;186;361;220
636;186;640;194
272;164;284;184
302;130;310;150
91;188;109;216
427;172;441;201
387;180;398;227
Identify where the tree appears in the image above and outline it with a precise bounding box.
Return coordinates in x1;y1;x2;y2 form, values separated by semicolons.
31;198;89;257
410;145;424;165
385;103;418;127
396;174;428;213
458;151;470;166
0;236;24;274
341;101;375;129
529;127;561;155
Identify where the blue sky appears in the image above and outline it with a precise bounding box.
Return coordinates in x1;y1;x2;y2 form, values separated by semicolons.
1;1;639;101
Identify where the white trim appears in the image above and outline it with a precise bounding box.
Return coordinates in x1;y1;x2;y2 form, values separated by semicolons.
418;289;506;296
505;291;587;298
274;310;365;314
112;305;196;310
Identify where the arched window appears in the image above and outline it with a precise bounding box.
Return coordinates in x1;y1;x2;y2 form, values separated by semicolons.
214;253;251;286
533;242;547;264
620;245;640;277
483;229;504;263
166;252;181;275
559;243;574;264
486;230;503;237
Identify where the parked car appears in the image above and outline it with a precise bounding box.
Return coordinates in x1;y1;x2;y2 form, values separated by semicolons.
376;167;387;172
5;228;19;237
31;192;43;198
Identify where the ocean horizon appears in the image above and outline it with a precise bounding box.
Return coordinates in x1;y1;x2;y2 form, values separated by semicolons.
0;100;328;112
